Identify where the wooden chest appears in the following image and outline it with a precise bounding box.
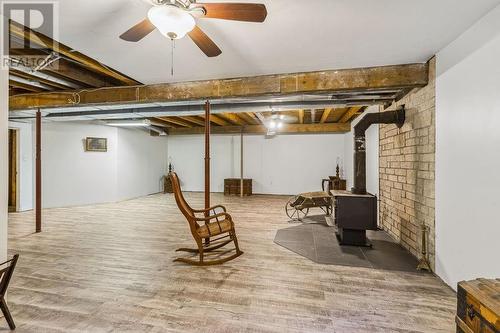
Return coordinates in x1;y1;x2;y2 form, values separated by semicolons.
224;179;252;196
456;279;500;333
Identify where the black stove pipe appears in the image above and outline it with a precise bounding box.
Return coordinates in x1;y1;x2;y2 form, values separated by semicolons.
352;105;406;195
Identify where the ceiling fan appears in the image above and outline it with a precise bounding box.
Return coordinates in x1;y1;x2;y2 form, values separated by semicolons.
120;0;267;57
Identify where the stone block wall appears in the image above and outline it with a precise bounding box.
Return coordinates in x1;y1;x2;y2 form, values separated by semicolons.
379;57;436;269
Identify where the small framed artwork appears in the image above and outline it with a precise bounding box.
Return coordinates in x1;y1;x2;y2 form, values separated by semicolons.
85;137;107;152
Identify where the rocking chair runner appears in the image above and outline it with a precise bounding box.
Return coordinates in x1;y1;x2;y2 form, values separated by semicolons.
169;172;243;266
0;254;19;330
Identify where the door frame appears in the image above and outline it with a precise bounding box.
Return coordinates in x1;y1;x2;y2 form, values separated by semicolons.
8;128;19;212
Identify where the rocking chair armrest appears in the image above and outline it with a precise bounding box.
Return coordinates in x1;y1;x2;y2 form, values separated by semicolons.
0;254;18;267
192;205;227;213
194;212;232;222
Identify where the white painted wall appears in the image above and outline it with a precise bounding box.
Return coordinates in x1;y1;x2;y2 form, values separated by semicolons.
0;66;8;262
41;122;167;208
42;122;118;208
244;134;345;195
116;127;168;201
435;4;500;289
8;122;33;211
168;133;345;195
343;106;380;196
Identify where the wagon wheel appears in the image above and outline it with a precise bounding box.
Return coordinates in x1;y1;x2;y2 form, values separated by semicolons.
285;196;309;221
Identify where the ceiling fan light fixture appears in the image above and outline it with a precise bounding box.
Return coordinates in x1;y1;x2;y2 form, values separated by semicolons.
147;5;195;39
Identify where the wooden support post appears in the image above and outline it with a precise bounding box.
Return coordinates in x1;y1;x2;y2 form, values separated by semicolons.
204;101;210;212
240;130;244;198
35;110;41;233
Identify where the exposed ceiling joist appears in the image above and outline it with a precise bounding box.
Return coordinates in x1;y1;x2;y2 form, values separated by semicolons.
9;63;428;111
310;109;317;124
9;79;45;93
157;117;193;127
9;20;139;86
199;114;230;126
9;87;31;95
180;116;206;126
246;112;261;125
238;112;260;125
320;108;332;123
217;113;246;125
254;113;266;125
42;59;119;88
298;110;304;124
168;122;351;135
339;107;363;123
151;118;178;128
9;69;71;90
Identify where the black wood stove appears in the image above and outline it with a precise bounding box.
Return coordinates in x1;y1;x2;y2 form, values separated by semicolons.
332;106;406;247
331;190;377;246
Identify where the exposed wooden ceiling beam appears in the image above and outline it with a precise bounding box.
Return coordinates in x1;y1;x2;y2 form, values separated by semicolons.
320;108;332;123
9;80;45;93
9;32;127;92
151;118;178;128
9;69;72;90
169;122;351;135
238;112;260;125
246;112;261;125
310;109;317;124
10;63;429;110
339;107;363;123
42;59;120;88
254;113;266;125
330;107;349;122
9;20;139;86
199;114;230;126
157;117;193;127
217;113;246;126
210;114;230;126
9;87;32;96
298;110;304;124
180;116;206;126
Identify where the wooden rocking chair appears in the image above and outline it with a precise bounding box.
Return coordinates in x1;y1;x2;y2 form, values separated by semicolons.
1;254;19;330
170;172;243;266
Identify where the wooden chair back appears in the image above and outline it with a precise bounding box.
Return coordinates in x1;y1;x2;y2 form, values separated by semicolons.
0;254;18;297
169;172;201;240
169;172;243;265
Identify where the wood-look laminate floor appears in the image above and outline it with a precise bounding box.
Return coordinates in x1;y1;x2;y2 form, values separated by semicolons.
5;193;456;333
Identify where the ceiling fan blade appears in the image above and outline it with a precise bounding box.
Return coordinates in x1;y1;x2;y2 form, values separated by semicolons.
119;19;156;42
188;26;222;57
192;3;267;22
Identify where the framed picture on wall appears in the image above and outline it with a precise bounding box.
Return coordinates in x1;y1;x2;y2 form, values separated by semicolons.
85;137;107;152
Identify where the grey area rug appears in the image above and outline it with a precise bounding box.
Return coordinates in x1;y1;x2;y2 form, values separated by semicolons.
274;215;422;272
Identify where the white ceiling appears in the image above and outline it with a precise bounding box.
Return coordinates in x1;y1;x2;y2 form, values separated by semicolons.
57;0;500;84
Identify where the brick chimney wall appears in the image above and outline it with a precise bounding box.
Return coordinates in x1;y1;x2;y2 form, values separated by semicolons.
379;57;436;269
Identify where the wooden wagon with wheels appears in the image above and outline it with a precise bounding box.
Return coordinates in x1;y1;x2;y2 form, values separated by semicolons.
285;191;332;221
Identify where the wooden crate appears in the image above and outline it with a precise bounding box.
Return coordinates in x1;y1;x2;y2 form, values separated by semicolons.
456;279;500;333
224;179;252;196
